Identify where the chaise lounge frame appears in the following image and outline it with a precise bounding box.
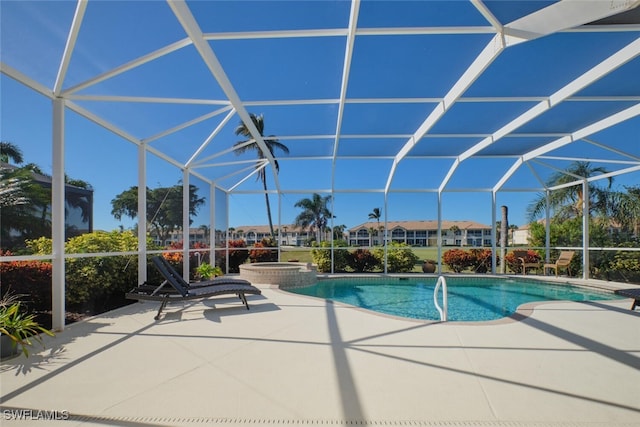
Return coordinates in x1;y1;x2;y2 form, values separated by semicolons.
126;257;261;320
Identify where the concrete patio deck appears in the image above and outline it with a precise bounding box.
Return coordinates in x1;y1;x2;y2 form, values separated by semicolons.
1;280;639;427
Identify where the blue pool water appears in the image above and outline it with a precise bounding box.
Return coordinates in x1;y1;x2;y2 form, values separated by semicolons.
286;277;622;321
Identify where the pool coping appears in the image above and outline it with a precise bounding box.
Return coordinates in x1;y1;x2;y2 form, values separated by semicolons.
274;274;636;326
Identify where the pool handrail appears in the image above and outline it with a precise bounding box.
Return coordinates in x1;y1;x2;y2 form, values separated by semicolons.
433;275;448;322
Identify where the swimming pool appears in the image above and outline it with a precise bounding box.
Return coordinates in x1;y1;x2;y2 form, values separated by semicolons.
285;277;622;322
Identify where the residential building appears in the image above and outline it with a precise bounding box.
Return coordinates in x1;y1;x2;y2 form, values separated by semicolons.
348;220;492;247
230;224;313;246
0;162;93;250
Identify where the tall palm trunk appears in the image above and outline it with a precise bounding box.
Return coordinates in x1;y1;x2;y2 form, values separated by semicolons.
262;175;275;239
500;205;508;274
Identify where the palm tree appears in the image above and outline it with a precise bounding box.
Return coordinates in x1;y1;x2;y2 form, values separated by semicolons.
527;161;613;221
0;141;24;164
610;185;640;236
294;193;333;243
499;205;508;273
449;225;460;245
368;208;381;225
368;207;382;246
333;224;346;241
233;113;289;239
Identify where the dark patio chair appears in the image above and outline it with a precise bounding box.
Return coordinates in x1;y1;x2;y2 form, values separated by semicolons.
126;257;261;320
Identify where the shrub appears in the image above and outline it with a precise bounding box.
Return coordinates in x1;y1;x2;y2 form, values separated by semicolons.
215;239;250;273
26;231;150;313
249;238;278;263
348;249;380;272
311;240;349;273
469;248;493;273
504;250;541;274
607;244;640;283
374;242;419;273
0;251;52;313
442;249;473;273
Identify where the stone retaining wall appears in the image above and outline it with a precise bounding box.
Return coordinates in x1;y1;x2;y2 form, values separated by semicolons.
239;262;317;287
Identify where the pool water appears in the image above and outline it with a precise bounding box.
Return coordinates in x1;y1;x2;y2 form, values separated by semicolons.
286;277;622;321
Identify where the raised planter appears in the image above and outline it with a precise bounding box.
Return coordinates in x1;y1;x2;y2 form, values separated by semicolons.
422;261;436;273
239;262;317;287
1;334;20;359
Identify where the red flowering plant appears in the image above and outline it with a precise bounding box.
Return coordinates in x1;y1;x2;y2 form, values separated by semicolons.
442;249;474;273
249;238;278;263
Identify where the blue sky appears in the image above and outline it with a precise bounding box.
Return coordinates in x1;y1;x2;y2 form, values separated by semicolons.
2;1;639;234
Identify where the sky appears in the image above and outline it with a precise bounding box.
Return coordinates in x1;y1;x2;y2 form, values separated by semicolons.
1;1;639;234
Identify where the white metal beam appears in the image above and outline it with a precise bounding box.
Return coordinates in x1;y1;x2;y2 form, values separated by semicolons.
582;138;640;162
385;34;504;192
493;157;524;192
471;0;503;33
460;37;640;162
523;103;640;161
504;0;640;45
142;106;234;144
54;0;87;96
65;100;213;184
331;0;360;193
168;0;281;192
1;62;54;98
67;94;231;105
62;38;192;95
186;108;236;168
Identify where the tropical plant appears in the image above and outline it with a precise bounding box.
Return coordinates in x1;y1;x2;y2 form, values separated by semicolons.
368;208;382;240
0;141;24;164
442;249;473;273
294;193;333;243
504;250;541;274
195;262;222;280
348;249;380;272
27;231;154;312
249;238;278;263
111;183;205;245
527;161;613;222
233;113;289;239
373;242;419;273
610;185;640;236
0;251;52;313
332;224;347;241
469;248;493;273
215;239;250;273
311;240;350;273
0;293;54;357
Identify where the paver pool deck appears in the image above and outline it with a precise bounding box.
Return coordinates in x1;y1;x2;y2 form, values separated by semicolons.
1;277;639;427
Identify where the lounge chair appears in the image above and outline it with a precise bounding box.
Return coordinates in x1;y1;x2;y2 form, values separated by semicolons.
512;250;540;275
151;256;251;289
126;257;261;320
543;251;575;277
614;288;640;310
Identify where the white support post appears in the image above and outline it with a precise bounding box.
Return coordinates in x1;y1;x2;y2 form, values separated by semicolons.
383;194;389;274
226;192;230;274
209;184;215;265
545;190;551;263
137;144;147;285
278;192;282;261
582;180;590;279
183;169;190;282
491;192;497;274
437;191;442;274
51;98;66;331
